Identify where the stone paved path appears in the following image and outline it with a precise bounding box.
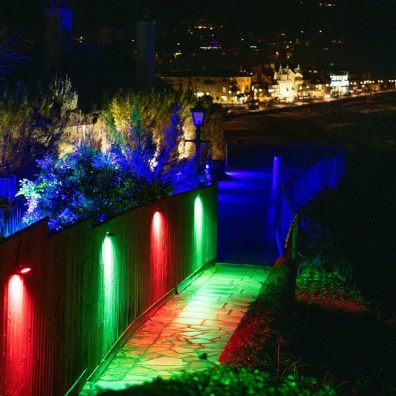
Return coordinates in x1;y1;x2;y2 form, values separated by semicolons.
82;263;269;394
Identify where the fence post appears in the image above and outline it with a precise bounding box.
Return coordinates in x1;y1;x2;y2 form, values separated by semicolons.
291;215;298;260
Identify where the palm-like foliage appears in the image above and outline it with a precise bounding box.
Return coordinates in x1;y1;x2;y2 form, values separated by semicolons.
0;37;26;83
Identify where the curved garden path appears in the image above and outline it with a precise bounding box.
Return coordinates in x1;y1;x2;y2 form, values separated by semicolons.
82;263;269;394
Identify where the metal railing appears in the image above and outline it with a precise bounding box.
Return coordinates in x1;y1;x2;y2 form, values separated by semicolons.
0;175;17;202
226;143;341;170
276;147;345;258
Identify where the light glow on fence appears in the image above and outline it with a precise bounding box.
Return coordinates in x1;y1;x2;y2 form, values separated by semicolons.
194;196;204;271
5;275;32;393
100;234;117;356
151;210;167;302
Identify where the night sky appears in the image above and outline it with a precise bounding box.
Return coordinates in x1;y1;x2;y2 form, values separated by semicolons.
2;0;396;73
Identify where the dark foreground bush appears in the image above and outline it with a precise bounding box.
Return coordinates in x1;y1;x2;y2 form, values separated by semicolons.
98;366;337;396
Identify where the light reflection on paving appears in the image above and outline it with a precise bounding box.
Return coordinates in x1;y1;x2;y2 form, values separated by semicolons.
82;263;269;394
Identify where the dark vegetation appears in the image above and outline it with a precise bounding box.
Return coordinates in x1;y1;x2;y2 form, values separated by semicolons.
292;265;395;395
219;262;395;395
219;261;295;371
98;363;336;396
296;93;396;314
299;147;396;315
290;93;396;393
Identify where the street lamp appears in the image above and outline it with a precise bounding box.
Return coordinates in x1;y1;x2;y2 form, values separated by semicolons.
190;100;206;176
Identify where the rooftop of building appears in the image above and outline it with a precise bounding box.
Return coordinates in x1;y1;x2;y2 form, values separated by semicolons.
159;69;251;78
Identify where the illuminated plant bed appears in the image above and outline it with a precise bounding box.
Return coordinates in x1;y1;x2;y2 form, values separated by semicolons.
98;365;337;396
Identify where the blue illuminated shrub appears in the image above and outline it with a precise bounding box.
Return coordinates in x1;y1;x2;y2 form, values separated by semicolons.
18;106;200;230
19;146;165;230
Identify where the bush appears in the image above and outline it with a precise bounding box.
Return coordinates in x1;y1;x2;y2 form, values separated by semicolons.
0;76;78;176
101;90;225;161
18;145;173;230
97;366;337;396
18;105;200;230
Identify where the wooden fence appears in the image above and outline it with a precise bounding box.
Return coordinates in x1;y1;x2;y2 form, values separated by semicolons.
0;185;218;395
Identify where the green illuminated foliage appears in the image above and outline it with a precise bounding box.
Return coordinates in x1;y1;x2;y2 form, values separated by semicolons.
98;366;337;396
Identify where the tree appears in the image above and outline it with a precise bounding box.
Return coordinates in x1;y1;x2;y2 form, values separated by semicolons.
0;76;78;176
101;89;225;162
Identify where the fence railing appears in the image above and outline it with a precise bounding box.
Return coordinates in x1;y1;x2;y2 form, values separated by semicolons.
0;185;218;395
227;143;341;170
0;174;16;202
276;147;345;258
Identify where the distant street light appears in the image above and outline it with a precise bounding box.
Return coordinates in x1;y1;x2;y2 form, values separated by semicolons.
189;101;206;178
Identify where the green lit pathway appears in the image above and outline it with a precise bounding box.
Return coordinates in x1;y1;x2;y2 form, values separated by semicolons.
82;263;269;394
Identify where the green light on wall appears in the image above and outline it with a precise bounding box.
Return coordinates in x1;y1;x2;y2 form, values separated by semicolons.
194;195;204;271
100;233;118;357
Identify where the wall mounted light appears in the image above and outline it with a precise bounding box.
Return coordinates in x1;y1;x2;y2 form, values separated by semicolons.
105;231;115;237
16;265;31;275
153;210;162;230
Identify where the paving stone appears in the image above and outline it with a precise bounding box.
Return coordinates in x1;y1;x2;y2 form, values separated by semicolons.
142;357;188;366
171;346;196;354
180;331;202;337
146;345;173;353
83;263;269;394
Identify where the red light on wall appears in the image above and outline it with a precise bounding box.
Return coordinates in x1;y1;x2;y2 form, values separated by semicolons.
17;266;32;275
153;210;161;231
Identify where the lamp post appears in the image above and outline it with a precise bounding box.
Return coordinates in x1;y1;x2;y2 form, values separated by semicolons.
190;101;206;177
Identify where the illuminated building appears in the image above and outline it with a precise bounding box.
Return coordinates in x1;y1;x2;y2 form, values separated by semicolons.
269;64;303;102
329;72;350;96
319;2;337;7
161;72;252;104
